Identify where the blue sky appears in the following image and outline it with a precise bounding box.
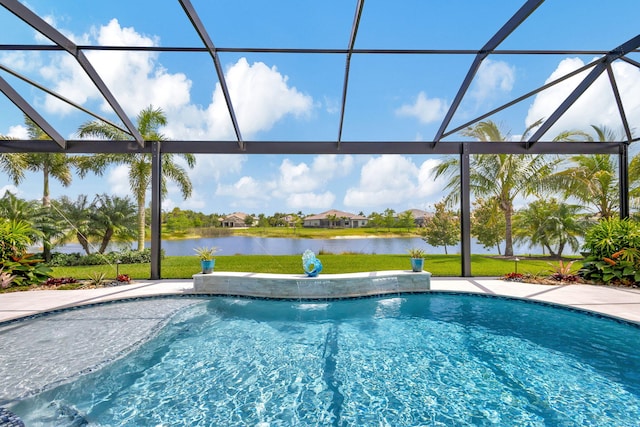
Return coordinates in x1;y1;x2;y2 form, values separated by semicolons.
1;0;639;216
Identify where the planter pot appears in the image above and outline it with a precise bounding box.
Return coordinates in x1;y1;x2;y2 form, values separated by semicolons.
410;258;424;272
201;259;215;274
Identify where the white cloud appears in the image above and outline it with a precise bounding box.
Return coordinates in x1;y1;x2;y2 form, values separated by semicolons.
0;51;42;73
189;154;247;183
471;59;515;103
213;155;351;212
221;58;313;137
7;125;29;139
216;176;271;200
416;158;447;199
526;57;640;136
286;191;335;210
216;176;274;210
311;155;353;177
278;159;317;192
270;155;352;210
344;155;413;207
344;155;447;210
32;19;313;140
107;164;131;197
0;185;20;197
396;91;448;124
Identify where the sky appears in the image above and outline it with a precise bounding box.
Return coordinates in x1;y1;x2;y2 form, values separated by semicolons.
1;0;639;216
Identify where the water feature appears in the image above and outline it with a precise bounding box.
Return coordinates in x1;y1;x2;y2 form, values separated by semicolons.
54;235;550;256
3;294;640;426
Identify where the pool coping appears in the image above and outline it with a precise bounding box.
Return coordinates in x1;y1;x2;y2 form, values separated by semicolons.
0;276;639;324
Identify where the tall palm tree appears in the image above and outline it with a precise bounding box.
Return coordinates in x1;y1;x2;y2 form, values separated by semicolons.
77;106;196;250
433;120;581;257
22;117;75;207
549;125;621;219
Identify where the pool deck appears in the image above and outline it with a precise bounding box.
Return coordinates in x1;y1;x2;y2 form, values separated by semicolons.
1;277;639;324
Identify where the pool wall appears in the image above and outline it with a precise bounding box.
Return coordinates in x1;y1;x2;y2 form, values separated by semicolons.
192;270;431;299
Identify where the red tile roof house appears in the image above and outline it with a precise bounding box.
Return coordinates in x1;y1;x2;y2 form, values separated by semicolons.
220;212;250;228
303;209;369;228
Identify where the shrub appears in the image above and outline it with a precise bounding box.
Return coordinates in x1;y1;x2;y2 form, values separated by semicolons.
579;218;640;285
547;260;580;283
48;248;158;267
43;277;78;287
117;273;131;283
0;253;52;287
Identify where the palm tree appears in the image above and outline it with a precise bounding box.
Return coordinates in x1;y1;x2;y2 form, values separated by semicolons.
433;120;581;257
550;125;622;219
513;198;588;258
0;143;26;187
91;194;137;253
21;117;75;207
77;106;196;250
53;195;96;255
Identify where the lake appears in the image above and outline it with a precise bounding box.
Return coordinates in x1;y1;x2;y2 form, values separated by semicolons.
55;236;548;256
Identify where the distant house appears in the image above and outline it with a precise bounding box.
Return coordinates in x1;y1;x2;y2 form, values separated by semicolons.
220;212;250;228
282;215;299;227
405;209;433;227
303;209;369;228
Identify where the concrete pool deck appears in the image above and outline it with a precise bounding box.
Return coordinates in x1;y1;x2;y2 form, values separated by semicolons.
0;277;639;324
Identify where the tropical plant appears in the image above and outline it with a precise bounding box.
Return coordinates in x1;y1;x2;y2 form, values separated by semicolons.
513;198;589;258
76;105;196;251
433;119;582;256
421;201;459;255
548;126;623;219
407;248;426;258
579;217;640;284
52;195;96;255
0;150;26;186
547;260;579;282
91;194;137;253
0;267;16;289
0;219;37;261
0;253;52;287
0;219;53;287
87;271;107;286
0;191;35;221
22;116;76;207
194;246;219;261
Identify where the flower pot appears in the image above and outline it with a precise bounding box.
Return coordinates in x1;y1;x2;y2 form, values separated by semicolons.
410;258;424;272
201;259;215;274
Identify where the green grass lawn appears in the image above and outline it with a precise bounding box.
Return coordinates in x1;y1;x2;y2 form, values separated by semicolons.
50;254;579;280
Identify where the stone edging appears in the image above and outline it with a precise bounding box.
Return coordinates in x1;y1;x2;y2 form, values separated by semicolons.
193;270;431;299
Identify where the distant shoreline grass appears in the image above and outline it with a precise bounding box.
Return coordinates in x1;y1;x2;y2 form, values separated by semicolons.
50;254;581;281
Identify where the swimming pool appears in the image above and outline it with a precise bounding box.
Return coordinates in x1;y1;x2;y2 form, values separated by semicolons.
3;294;640;426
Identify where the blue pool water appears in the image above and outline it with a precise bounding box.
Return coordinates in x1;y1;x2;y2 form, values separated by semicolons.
7;294;640;426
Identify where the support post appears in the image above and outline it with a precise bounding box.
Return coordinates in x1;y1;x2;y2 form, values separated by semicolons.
619;142;629;219
150;141;162;279
460;144;472;276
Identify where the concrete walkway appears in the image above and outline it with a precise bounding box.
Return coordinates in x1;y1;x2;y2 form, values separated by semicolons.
1;278;640;324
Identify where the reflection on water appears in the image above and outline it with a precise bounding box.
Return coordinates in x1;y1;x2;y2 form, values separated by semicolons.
54;236;549;256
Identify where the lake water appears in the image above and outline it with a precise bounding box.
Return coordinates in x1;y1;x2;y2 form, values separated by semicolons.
56;236;549;256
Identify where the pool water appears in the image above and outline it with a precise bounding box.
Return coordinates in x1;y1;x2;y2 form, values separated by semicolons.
7;294;640;426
